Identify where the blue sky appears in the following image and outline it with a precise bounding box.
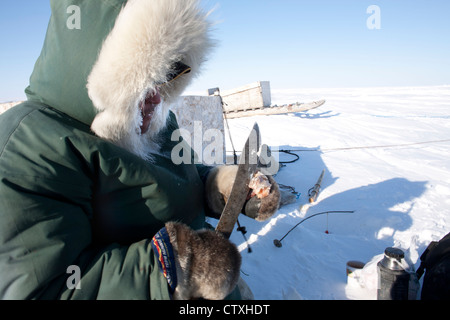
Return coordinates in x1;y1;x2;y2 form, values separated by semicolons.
1;0;450;101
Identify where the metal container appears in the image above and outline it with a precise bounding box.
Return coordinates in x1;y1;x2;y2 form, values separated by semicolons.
377;247;419;300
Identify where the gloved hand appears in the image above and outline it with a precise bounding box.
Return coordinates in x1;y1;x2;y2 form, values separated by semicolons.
151;222;241;300
205;165;281;221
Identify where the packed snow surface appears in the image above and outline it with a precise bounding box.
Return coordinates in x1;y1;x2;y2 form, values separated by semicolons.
211;85;450;300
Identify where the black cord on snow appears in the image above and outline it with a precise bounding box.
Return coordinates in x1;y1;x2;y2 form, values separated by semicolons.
278;150;300;165
273;211;355;248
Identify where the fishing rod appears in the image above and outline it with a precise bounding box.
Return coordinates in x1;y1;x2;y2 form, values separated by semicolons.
273;210;355;248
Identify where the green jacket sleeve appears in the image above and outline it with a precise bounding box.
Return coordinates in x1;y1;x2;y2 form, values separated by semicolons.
0;171;170;300
42;241;171;300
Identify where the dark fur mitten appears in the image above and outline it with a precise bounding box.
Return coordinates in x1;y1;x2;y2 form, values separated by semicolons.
205;165;280;221
243;175;281;221
164;222;241;300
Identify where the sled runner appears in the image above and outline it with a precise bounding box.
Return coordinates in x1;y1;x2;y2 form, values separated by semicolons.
223;100;326;119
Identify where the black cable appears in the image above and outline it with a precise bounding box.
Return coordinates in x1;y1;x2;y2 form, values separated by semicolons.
221;98;238;165
226;149;301;167
278;150;300;165
237;219;252;253
274;211;355;247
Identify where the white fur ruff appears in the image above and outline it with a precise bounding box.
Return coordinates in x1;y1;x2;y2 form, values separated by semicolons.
87;0;215;160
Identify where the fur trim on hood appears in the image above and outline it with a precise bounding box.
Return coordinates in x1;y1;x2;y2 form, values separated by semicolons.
87;0;215;160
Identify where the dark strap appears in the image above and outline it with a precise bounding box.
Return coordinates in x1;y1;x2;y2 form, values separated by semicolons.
417;232;450;279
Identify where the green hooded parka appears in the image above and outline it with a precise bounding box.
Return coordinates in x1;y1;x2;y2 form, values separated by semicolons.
0;0;235;300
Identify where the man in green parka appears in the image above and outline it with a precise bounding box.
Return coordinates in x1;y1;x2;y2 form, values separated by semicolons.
0;0;280;300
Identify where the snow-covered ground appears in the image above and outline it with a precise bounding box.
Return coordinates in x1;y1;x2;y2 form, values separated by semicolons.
214;85;450;300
